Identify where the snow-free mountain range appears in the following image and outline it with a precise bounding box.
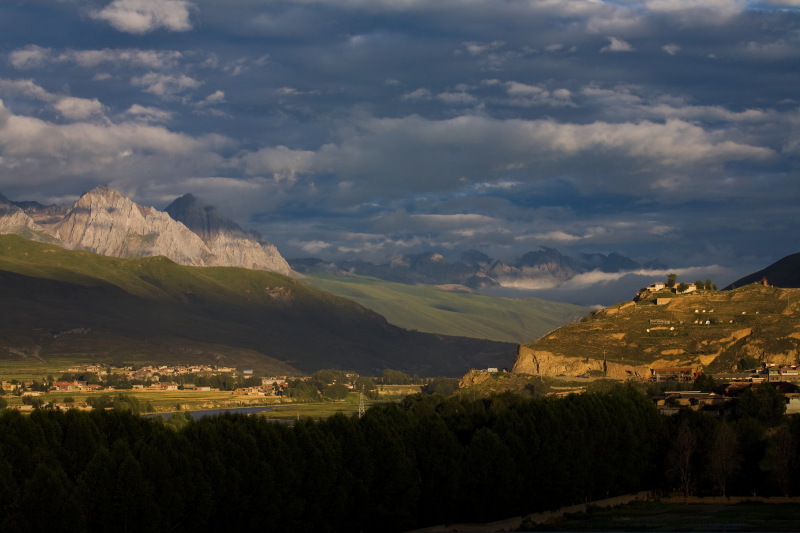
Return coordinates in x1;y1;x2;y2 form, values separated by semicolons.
0;186;292;275
292;249;663;290
0;186;658;290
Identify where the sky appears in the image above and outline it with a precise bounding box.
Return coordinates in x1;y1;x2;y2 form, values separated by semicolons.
0;0;799;299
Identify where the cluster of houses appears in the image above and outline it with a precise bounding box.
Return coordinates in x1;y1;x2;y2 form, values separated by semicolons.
2;362;294;399
644;281;698;295
653;365;800;416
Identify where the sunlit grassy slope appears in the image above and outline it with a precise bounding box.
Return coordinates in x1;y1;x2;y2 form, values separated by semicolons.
0;235;516;376
300;274;589;344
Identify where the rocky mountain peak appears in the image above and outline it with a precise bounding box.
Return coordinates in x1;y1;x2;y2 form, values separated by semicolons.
165;193;293;275
0;187;293;275
165;193;236;241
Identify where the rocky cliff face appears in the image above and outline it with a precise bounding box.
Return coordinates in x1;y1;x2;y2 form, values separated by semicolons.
0;203;61;244
165;193;292;275
0;187;293;275
52;187;213;266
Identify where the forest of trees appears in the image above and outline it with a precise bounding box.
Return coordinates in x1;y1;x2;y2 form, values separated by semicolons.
0;384;798;532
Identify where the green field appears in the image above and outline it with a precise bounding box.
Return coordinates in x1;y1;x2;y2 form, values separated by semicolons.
301;273;588;344
0;379;422;417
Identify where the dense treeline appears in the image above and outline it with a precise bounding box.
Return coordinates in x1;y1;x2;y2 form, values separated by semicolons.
0;384;798;532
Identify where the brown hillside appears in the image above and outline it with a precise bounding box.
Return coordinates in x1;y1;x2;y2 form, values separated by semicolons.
512;284;800;379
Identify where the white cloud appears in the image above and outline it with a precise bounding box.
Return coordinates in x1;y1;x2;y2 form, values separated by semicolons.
65;49;184;69
503;82;574;107
131;72;202;97
409;213;497;229
240;145;316;182
402;88;433;100
53;97;106;121
0;80;106;121
0;99;227;183
308;113;775;199
601;37;634;52
124;104;173;123
516;231;585;243
199;90;225;106
643;0;745;16
9;45;51;69
10;46;185;72
436;91;477;105
91;0;194;34
0;79;53;102
662;43;680;55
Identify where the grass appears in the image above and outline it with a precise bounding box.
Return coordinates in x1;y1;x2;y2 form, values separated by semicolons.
300;273;588;344
523;500;800;532
0;381;423;416
521;284;800;370
0;235;517;377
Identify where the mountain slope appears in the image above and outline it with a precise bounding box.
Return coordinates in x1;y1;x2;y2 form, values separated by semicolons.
301;274;588;344
724;252;800;289
0;235;515;376
512;283;800;379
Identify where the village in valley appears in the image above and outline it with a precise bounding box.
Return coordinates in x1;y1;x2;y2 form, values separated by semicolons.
0;363;293;413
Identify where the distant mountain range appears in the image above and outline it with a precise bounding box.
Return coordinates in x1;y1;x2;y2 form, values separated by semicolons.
291;249;663;289
0;186;292;275
0;187;666;293
724;252;800;289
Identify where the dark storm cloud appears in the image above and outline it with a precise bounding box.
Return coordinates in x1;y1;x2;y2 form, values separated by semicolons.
0;0;798;294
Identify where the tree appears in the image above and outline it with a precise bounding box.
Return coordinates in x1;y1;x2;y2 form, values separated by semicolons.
669;419;697;498
765;424;796;497
313;369;351;385
21;396;45;408
677;282;689;293
707;422;740;496
693;374;717;392
382;369;413;385
323;383;350;401
739;383;786;426
667;273;678;288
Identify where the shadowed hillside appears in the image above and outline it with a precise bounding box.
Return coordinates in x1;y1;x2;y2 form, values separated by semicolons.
0;235;515;376
724;252;800;289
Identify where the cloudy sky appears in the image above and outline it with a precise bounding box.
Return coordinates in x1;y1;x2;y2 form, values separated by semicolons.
1;0;798;294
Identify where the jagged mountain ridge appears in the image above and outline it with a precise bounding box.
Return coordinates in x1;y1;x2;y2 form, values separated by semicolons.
290;248;662;289
0;187;292;275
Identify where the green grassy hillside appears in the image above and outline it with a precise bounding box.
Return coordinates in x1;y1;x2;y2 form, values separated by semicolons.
300;274;588;344
514;284;800;376
0;235;516;376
